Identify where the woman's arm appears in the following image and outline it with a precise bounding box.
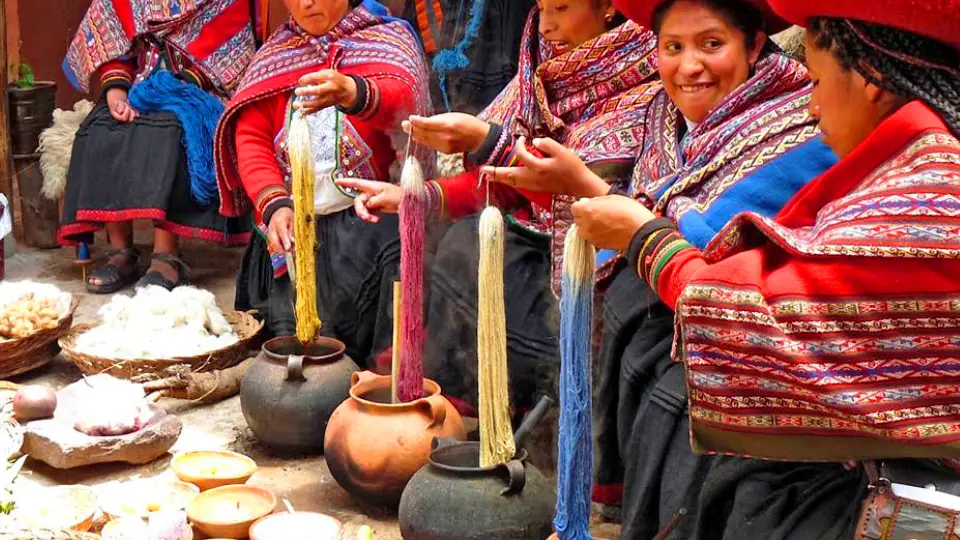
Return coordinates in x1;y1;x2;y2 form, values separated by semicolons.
233;93;291;225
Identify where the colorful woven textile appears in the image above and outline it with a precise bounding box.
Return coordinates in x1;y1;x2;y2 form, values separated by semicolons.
64;0;264;94
674;101;960;460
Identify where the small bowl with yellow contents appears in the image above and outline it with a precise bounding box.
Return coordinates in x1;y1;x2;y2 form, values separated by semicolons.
171;450;258;491
186;484;277;538
100;478;200;521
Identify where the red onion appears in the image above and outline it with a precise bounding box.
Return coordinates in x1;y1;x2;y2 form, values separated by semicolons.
13;385;57;421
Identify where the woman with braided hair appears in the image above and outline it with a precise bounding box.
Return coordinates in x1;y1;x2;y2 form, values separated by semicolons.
569;0;960;538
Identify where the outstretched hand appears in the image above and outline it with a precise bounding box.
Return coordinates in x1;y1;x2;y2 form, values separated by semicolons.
571;195;656;251
481;137;609;197
295;70;358;114
402;113;491;154
335;178;402;223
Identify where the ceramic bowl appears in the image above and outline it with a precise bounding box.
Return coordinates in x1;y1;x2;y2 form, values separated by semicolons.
248;511;343;540
100;479;200;520
13;484;98;531
186;484;277;539
171;450;257;491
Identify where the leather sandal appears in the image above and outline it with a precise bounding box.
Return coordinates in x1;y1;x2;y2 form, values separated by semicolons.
135;252;191;291
86;247;141;294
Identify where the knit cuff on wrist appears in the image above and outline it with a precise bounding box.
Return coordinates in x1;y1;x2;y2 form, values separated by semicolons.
626;217;675;270
336;75;369;116
262;196;294;227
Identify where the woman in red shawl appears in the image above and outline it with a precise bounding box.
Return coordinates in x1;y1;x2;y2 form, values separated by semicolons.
215;0;433;365
573;0;960;537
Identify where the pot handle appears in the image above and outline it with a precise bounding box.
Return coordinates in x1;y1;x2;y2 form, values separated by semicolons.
420;394;448;429
286;355;305;381
499;459;527;496
430;436;460;452
350;370;380;388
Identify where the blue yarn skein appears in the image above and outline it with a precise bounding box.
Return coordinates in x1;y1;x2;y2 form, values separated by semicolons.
554;225;595;540
432;0;488;111
129;71;225;207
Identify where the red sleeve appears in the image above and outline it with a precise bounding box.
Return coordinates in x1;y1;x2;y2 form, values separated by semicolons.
430;171;532;220
338;66;418;133
98;59;136;90
653;248;708;310
234;93;290;221
427;135;554;219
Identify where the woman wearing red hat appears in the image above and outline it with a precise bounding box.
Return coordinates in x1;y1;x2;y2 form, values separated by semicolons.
573;0;960;537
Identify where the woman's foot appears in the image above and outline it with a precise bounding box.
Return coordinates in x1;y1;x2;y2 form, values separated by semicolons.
86;248;141;294
135;253;190;291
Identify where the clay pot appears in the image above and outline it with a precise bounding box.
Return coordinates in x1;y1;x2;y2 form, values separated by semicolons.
398;396;557;540
323;371;466;507
240;336;358;452
399;440;555;540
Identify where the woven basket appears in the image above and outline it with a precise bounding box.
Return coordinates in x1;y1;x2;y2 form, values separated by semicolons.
0;526;101;539
59;311;263;379
0;298;79;379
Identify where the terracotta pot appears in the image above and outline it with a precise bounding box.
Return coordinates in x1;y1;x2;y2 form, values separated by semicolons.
240;336;358;452
323;370;466;507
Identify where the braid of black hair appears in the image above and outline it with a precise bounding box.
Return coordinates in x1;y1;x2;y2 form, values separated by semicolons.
808;17;960;134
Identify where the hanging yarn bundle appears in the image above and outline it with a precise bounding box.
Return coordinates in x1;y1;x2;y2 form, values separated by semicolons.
397;156;426;402
554;225;595;540
477;205;515;467
287;108;321;344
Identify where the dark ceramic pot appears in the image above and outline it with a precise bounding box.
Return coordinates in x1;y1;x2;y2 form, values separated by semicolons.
398;397;556;540
240;336;358;453
8;81;56;156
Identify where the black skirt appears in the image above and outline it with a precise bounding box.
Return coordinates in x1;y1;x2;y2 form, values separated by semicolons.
58;102;249;246
423;215;559;411
235;209;402;368
598;266;865;539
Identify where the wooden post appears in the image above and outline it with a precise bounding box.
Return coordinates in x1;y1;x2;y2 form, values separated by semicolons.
391;281;402;404
0;0;17;243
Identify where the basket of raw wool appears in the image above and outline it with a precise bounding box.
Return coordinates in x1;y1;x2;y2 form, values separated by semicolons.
59;285;262;380
0;282;78;379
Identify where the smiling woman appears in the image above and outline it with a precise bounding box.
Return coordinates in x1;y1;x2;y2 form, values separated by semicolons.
652;0;766;122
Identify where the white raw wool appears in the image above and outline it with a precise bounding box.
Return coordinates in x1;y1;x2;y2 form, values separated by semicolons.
0;280;72;316
72;374;154;436
39;99;95;200
74;285;239;360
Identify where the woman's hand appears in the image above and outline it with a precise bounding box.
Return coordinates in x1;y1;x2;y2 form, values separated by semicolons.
571;195;657;251
267;207;294;253
402;113;491;154
106;87;138;123
481;137;609;197
335;179;402;224
295;70;358;114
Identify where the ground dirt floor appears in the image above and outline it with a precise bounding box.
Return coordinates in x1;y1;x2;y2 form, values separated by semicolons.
3;227;621;539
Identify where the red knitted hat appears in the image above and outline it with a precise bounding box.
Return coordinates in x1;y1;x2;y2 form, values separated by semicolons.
614;0;790;34
769;0;960;50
